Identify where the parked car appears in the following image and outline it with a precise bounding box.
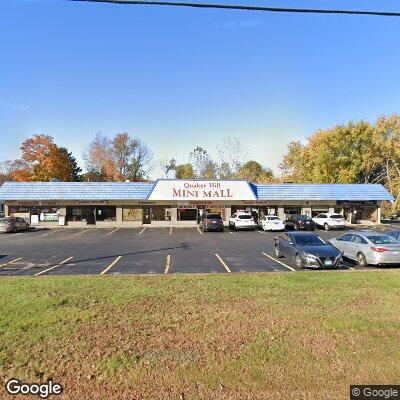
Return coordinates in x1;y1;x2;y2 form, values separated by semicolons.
387;230;400;241
284;214;315;231
201;213;224;232
389;213;400;221
312;212;346;231
228;212;256;231
274;232;343;269
0;217;30;233
329;231;400;266
259;215;285;232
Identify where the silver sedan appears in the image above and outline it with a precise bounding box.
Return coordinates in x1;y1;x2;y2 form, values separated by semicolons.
329;231;400;266
0;217;30;233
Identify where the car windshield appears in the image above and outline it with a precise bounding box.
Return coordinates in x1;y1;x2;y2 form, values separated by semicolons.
330;214;343;219
294;235;326;246
238;215;252;220
206;214;222;220
366;235;398;244
0;218;11;224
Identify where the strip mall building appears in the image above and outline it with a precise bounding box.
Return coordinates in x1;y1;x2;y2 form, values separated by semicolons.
0;180;394;228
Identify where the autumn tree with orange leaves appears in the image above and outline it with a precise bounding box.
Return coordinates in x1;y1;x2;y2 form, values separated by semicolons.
83;133;153;181
6;134;81;182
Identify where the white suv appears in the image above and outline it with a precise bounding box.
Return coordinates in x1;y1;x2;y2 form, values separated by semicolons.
312;213;347;231
228;212;256;231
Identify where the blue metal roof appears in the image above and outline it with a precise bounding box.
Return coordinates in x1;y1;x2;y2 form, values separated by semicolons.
252;183;394;201
0;182;154;200
0;181;393;202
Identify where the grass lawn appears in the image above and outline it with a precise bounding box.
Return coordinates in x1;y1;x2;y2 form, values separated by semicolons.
1;270;400;399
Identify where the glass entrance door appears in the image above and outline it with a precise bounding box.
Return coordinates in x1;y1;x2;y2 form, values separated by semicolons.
143;208;151;224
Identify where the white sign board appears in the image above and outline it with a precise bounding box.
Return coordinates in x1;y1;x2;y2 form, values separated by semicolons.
148;180;256;201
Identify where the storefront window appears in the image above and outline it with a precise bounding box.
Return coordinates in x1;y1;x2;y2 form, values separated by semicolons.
178;208;197;221
311;207;329;218
96;206;116;222
151;206;172;221
284;206;302;218
123;207;142;222
67;206;116;223
206;207;225;220
9;206;60;222
9;206;31;219
259;206;277;218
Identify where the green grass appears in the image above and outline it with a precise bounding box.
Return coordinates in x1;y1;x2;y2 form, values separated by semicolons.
1;270;400;399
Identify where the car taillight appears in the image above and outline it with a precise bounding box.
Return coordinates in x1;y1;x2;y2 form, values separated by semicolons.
370;247;389;253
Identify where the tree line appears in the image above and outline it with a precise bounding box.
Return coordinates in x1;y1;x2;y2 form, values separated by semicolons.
0;134;275;184
1;113;399;208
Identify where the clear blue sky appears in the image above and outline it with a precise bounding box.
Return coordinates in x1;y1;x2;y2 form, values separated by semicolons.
1;0;400;178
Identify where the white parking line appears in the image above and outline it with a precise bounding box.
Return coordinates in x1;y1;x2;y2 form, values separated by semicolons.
196;227;203;235
257;231;264;234
100;256;122;275
34;256;74;276
0;258;22;268
215;253;231;273
229;231;235;235
138;227;146;235
164;254;171;274
106;228;119;236
169;227;173;235
73;229;91;237
262;252;296;272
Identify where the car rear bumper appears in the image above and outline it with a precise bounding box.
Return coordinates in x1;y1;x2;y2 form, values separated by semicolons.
367;253;400;265
235;225;255;230
329;224;346;229
264;224;285;231
204;225;223;231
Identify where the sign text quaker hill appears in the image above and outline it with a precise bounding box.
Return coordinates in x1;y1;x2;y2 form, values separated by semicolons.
148;180;256;201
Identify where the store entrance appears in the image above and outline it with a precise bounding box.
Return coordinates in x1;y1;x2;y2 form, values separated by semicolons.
143;207;152;224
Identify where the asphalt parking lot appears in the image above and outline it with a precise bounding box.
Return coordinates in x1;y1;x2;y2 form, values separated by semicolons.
0;224;399;277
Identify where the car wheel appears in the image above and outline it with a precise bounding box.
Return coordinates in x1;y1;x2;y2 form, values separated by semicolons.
324;223;330;231
275;245;283;258
357;252;368;267
12;226;17;233
295;254;304;268
233;223;237;231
